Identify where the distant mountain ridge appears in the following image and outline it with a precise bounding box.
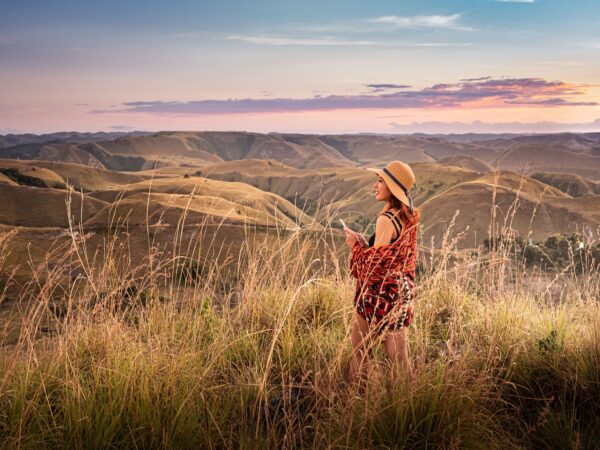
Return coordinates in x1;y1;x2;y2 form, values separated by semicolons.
0;131;152;149
2;131;600;180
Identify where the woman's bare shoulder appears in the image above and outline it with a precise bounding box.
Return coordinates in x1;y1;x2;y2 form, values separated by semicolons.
376;213;394;225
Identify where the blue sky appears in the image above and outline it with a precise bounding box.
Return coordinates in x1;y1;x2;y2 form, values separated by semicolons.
1;0;599;133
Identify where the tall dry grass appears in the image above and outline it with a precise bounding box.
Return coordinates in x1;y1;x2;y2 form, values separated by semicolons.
0;175;599;449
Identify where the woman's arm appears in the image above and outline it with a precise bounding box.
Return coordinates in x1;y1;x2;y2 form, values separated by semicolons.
372;214;396;248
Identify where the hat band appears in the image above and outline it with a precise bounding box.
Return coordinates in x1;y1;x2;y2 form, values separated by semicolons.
383;167;411;194
383;167;415;213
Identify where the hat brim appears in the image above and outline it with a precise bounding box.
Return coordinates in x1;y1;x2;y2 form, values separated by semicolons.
366;167;411;208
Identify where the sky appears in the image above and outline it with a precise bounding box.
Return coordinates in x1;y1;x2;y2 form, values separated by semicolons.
1;0;600;134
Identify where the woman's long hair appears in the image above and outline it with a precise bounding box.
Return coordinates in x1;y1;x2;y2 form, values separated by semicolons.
380;194;421;227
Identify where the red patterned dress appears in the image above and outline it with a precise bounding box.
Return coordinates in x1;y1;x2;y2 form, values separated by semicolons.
349;216;418;334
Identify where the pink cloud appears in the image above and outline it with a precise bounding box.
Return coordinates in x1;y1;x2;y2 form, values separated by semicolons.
92;77;597;116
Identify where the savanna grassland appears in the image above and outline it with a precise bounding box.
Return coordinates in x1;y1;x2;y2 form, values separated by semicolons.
0;131;600;448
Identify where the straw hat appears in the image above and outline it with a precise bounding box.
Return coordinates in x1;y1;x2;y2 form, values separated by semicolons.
367;161;417;213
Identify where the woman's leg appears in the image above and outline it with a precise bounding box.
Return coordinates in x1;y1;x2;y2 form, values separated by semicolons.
383;327;414;380
349;311;373;387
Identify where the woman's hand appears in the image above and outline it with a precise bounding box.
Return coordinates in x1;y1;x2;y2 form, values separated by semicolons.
357;232;368;247
344;228;367;248
344;228;358;248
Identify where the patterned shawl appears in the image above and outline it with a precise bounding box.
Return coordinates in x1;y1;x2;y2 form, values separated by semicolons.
349;218;418;297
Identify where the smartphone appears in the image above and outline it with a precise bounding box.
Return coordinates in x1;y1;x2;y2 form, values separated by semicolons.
339;219;348;229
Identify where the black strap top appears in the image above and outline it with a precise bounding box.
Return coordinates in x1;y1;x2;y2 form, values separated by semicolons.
367;210;403;247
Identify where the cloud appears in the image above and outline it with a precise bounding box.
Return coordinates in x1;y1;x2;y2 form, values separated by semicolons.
366;83;412;91
225;35;471;47
109;125;134;130
94;77;597;116
291;21;375;34
225;35;379;46
289;13;472;34
227;13;474;48
388;119;600;134
461;76;492;82
369;13;472;31
504;98;598;106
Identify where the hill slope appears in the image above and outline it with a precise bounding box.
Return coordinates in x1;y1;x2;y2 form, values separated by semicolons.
530;172;600;197
420;174;598;248
87;176;320;229
0;159;146;191
0;184;107;227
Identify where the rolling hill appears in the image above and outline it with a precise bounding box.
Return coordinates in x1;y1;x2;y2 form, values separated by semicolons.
86;176;320;229
437;155;492;173
0;184;107;228
490;145;600;180
0;159;146;191
529;172;600;197
419;172;599;248
1;131;599;250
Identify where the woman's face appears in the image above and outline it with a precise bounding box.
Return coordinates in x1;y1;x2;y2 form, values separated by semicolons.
373;176;392;202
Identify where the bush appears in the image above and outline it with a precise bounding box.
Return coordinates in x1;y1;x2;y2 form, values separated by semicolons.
485;232;600;274
0;167;48;188
0;167;66;190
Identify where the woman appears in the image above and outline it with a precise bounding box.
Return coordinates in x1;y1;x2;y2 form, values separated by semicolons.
343;160;420;386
